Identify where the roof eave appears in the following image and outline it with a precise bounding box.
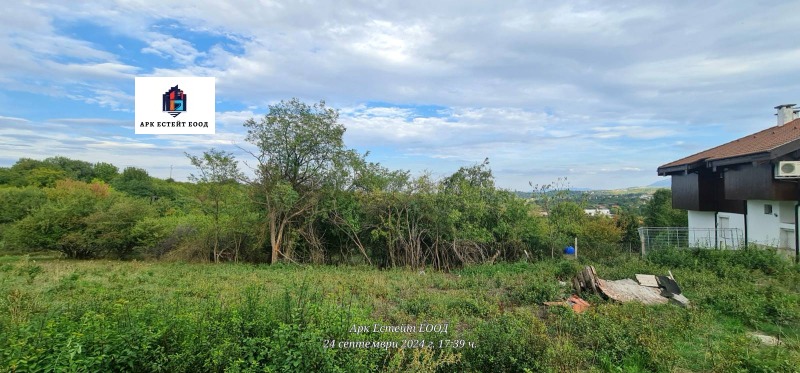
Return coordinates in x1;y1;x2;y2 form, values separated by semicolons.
708;152;772;168
709;137;800;168
769;137;800;160
657;162;701;176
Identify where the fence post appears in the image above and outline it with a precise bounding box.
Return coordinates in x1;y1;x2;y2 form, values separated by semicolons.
574;237;578;260
640;230;646;257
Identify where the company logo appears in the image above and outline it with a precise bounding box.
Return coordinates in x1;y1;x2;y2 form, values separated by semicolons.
163;85;187;117
135;77;215;134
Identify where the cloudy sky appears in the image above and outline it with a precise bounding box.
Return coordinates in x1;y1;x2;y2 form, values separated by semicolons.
2;0;800;190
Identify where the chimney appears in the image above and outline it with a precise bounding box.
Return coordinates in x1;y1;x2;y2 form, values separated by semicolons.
775;104;797;125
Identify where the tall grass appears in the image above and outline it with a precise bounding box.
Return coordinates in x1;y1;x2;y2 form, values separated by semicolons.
1;250;798;372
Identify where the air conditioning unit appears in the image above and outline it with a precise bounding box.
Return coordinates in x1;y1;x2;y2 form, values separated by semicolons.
775;161;800;178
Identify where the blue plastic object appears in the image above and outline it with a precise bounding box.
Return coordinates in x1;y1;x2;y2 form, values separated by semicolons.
563;246;576;255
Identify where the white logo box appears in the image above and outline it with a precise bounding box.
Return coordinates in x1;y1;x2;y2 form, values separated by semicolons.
135;77;216;134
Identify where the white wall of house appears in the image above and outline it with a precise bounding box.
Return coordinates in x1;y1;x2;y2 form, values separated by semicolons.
747;200;796;252
684;202;798;253
688;210;716;247
687;210;747;248
717;212;745;248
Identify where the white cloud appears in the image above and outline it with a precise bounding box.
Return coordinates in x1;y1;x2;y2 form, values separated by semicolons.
618;49;800;90
342;20;430;64
57;63;139;80
0;116;30;123
142;37;205;65
4;0;800;189
85;140;157;149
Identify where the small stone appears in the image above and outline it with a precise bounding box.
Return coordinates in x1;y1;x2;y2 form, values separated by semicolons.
748;332;782;346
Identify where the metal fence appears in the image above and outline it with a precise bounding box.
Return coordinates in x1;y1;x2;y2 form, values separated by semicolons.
637;227;745;255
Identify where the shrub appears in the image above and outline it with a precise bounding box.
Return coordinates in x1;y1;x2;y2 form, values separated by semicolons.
132;214;212;260
647;247;791;276
4;180;110;257
506;280;562;305
0;187;47;224
84;195;155;259
460;310;549;372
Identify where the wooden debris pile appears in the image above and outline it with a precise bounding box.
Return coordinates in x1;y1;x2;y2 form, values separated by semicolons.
573;266;690;307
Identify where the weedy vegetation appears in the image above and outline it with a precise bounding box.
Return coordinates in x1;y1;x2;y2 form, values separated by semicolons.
1;249;798;372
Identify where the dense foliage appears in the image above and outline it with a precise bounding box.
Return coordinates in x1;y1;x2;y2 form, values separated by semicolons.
0;99;666;267
644;189;688;227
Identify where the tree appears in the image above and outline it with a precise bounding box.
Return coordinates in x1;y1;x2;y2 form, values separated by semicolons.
243;98;351;264
93;162;119;183
530;177;573;258
308;153;411;265
43;156;95;182
0;187;47;224
23;167;67;188
0;167;12;185
10;158;46;173
644;189;687;227
349;154;409;193
549;201;586;244
186;148;243;262
6;180;110;258
614;206;642;249
3;157;94;187
440;159;495;244
112;167;154;198
83;194;155;258
435;160;545;266
367;174;437;269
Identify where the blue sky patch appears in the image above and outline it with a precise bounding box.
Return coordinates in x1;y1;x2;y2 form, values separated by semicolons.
53;20;165;68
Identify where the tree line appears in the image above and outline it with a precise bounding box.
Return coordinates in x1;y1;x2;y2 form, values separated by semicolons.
0;99;687;268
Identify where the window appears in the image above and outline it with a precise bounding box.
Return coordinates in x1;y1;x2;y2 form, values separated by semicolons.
764;204;773;214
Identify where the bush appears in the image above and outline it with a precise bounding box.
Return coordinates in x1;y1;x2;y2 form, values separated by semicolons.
506;280;562;306
555;259;581;280
132;214;214;261
84;195;155;259
460;310;549;372
0;187;47;224
647;248;792;276
551;303;681;372
3;181;162;259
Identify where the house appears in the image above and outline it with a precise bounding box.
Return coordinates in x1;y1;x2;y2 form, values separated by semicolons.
584;208;612;217
657;104;800;260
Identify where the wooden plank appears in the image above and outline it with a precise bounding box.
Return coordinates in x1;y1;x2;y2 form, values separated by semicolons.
597;279;669;305
635;274;659;288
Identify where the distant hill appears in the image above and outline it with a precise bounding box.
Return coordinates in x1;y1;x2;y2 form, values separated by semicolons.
648;179;671;188
513;184;667;198
594;186;666;195
515;184;668;211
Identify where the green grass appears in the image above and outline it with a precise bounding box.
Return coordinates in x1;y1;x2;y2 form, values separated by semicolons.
1;250;798;372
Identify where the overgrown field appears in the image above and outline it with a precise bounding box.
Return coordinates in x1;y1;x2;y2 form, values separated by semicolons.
1;249;799;372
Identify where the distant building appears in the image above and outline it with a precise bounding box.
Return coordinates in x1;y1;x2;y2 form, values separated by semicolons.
584;208;612;217
657;104;800;260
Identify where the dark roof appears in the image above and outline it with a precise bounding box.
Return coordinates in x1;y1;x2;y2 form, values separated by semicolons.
658;119;800;174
